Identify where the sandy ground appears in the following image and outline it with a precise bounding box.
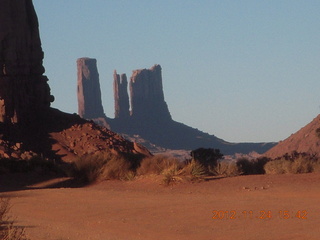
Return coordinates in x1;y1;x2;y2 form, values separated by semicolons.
1;173;320;240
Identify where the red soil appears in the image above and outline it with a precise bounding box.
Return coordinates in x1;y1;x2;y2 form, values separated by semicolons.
1;173;319;240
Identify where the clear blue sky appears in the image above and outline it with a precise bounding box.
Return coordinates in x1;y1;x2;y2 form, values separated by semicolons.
33;0;320;143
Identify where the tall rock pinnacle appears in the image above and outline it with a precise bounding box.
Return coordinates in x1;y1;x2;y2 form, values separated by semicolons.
129;64;171;122
0;0;54;124
113;71;130;119
77;58;104;119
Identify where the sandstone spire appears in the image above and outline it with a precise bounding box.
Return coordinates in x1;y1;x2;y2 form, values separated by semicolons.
113;70;130;119
77;58;104;119
0;0;54;124
129;64;171;122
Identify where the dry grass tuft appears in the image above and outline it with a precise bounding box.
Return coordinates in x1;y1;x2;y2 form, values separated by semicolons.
0;198;29;240
264;152;320;174
72;151;137;183
210;161;242;177
136;155;180;176
137;156;209;185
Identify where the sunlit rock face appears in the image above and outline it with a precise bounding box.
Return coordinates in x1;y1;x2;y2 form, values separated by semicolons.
77;58;104;119
129;64;172;122
0;0;53;124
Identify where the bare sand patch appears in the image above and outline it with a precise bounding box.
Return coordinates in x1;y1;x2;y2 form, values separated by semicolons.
1;173;320;240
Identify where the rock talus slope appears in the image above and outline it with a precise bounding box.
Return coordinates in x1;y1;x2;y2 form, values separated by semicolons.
265;115;320;158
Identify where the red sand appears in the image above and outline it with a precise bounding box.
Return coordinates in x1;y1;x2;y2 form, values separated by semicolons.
1;173;320;240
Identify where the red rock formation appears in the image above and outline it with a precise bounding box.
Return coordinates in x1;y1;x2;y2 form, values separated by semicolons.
113;70;130;119
77;58;104;119
265;115;320;158
0;1;151;162
129;64;171;121
0;0;53;124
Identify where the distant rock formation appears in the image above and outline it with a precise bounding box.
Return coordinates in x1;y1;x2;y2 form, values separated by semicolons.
77;58;104;119
113;71;130;119
0;0;54;124
265;115;320;158
78;62;276;155
130;65;171;122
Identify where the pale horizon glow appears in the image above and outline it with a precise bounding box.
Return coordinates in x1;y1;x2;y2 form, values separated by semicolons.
33;0;320;143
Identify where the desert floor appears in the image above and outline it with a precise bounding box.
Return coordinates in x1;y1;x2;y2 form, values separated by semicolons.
1;173;320;240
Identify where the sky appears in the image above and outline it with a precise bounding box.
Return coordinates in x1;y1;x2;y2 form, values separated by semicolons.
32;0;320;143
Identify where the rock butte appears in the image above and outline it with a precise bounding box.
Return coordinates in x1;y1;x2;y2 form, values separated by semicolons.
77;61;276;155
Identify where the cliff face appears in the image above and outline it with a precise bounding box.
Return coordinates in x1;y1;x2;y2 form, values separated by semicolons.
0;1;151;161
77;58;104;119
0;0;53;124
113;71;130;119
129;64;171;122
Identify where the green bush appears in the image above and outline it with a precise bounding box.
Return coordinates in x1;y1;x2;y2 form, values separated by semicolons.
236;157;270;175
190;148;223;169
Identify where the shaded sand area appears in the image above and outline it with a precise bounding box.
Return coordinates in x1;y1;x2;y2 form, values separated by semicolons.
1;173;320;240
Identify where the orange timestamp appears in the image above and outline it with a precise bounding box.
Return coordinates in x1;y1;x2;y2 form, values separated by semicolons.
212;210;307;220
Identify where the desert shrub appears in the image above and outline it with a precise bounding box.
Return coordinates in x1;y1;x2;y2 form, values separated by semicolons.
100;156;134;181
236;157;270;175
137;155;186;185
72;152;137;183
137;155;208;184
210;161;242;177
180;159;206;180
161;164;183;185
72;154;107;183
190;148;223;169
136;155;181;176
264;152;319;174
0;198;29;240
264;158;292;174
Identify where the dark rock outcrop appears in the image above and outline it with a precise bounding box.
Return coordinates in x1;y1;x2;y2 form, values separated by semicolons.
0;1;150;162
129;65;171;122
0;0;54;124
113;71;130;119
77;58;104;119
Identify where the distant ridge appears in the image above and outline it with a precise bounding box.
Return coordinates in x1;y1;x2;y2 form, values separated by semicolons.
77;61;276;155
265;115;320;158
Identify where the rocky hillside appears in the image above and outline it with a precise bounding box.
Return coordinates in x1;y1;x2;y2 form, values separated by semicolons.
265;115;320;159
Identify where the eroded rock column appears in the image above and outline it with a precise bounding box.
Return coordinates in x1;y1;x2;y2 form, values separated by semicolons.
77;58;104;119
